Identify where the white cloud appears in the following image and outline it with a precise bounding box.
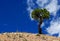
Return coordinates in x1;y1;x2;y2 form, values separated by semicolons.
45;0;60;16
27;7;34;20
36;0;60;16
46;0;60;36
27;0;34;20
46;17;60;37
47;20;60;35
27;0;35;7
36;0;48;7
41;22;45;27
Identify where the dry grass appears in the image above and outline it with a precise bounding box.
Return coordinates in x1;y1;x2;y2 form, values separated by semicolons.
0;32;60;41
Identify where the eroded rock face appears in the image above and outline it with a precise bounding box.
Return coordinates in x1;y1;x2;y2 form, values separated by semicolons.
0;32;60;41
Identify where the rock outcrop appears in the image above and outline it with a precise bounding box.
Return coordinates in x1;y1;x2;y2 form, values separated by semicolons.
0;32;60;41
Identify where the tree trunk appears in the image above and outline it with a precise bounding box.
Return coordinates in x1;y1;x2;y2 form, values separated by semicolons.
38;16;43;34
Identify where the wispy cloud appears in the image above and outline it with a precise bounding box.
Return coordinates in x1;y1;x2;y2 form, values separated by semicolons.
27;0;60;37
45;0;60;16
36;0;48;8
47;18;60;35
27;7;34;20
27;0;34;20
36;0;60;16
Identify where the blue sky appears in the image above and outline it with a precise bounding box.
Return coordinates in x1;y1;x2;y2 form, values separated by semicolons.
0;0;38;33
0;0;17;32
0;0;60;37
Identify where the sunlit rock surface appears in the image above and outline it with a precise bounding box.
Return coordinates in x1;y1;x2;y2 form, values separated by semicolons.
0;32;60;41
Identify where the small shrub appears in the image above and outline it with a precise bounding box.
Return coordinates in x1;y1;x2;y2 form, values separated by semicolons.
36;34;40;36
19;35;23;38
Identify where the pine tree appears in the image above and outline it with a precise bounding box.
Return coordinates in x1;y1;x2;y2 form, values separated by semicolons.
31;8;50;34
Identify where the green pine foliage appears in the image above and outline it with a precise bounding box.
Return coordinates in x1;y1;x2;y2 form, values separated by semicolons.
31;8;50;21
